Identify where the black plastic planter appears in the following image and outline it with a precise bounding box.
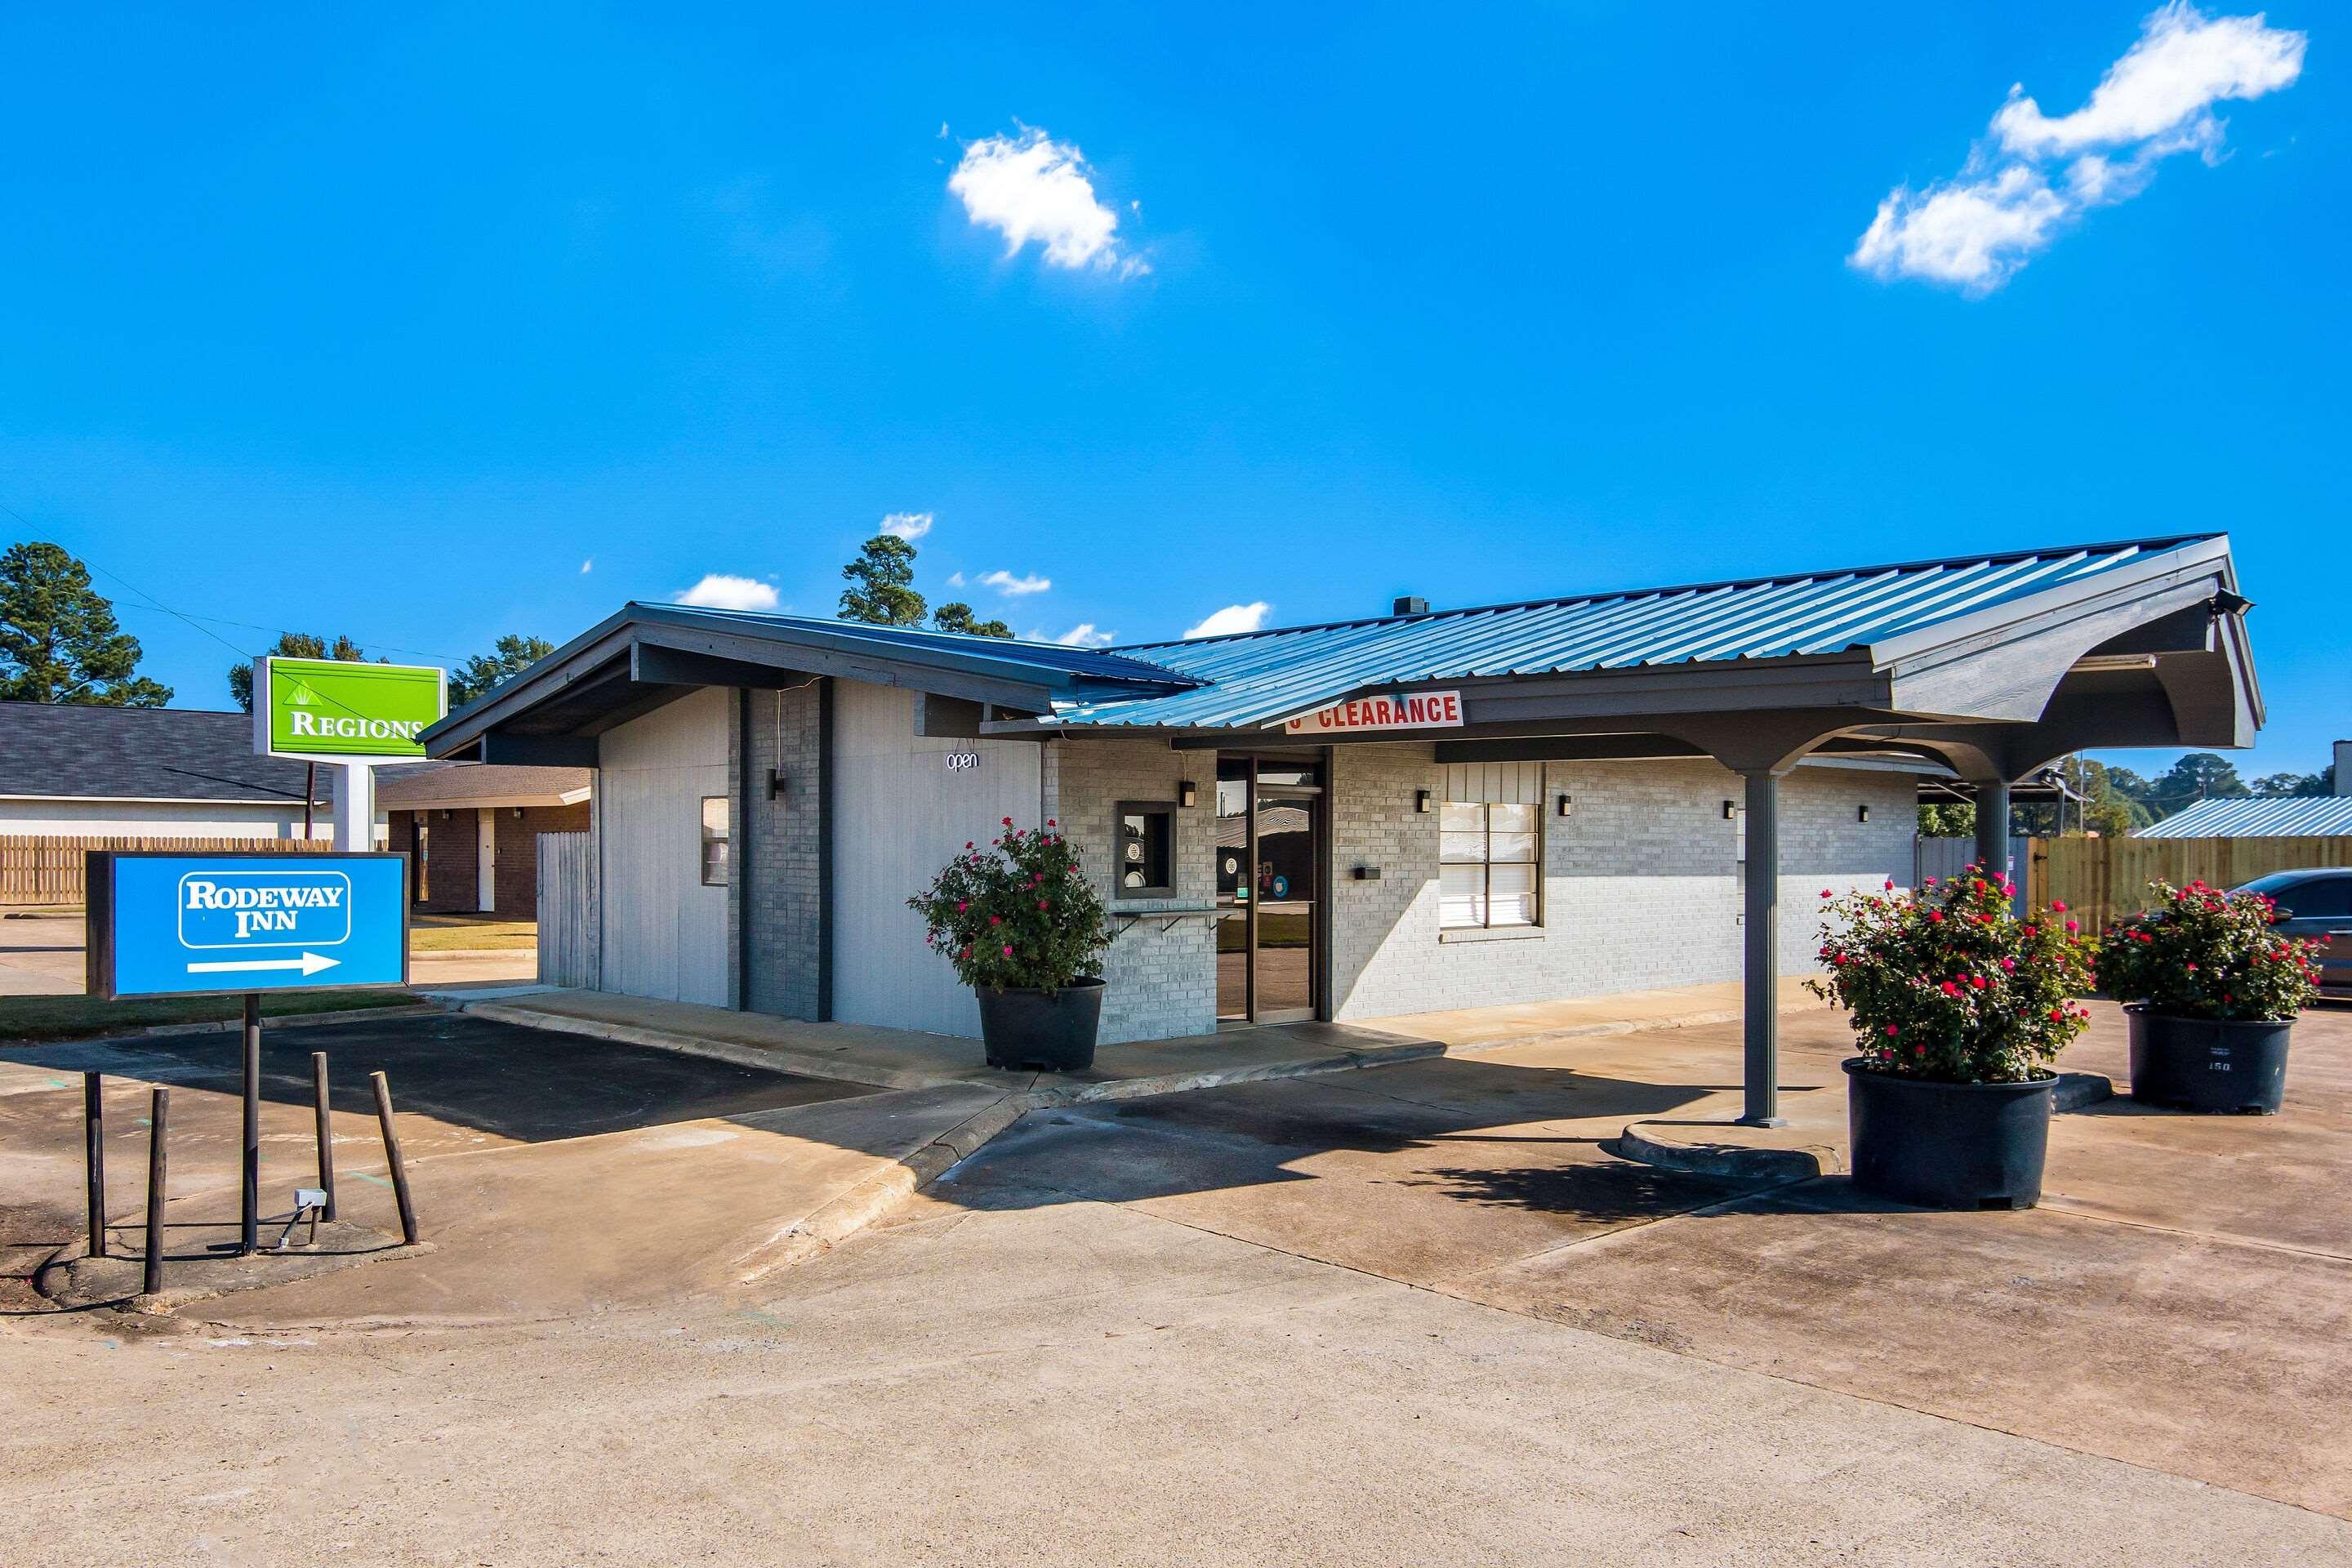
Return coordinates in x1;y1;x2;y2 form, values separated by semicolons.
1843;1061;2054;1210
975;978;1107;1072
2126;1007;2293;1114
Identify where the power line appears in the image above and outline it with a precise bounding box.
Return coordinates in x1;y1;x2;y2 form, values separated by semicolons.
1;496;469;665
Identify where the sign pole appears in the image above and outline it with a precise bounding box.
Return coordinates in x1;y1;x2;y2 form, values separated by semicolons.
240;991;261;1255
332;760;375;852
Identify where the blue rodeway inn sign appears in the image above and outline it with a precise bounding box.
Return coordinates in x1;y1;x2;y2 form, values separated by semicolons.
87;853;410;1000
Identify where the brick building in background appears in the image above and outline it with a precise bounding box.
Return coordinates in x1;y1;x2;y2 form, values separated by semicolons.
378;762;590;917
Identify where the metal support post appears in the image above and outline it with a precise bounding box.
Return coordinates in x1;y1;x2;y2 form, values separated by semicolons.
372;1071;419;1246
1975;778;2013;882
1740;770;1786;1128
241;992;261;1255
142;1086;170;1298
82;1071;105;1258
311;1051;338;1221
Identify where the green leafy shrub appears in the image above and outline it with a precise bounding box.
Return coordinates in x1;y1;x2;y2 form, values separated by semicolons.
2096;879;2321;1022
1806;866;2096;1084
908;817;1116;994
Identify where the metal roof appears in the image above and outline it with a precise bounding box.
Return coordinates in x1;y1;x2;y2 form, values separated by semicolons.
641;604;1199;691
1053;534;2222;730
2133;796;2352;839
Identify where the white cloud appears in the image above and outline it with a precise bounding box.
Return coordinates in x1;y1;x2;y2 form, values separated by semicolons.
1035;623;1116;648
1991;3;2305;156
880;511;933;541
579;558;593;574
673;573;780;612
1851;166;2069;293
1184;602;1272;639
947;127;1149;277
945;570;965;588
1851;5;2304;295
979;569;1051;597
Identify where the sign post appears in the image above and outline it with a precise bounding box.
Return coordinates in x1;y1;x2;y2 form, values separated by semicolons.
252;657;447;850
87;851;410;1253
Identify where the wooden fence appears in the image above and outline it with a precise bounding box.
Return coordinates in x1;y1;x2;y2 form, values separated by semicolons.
0;835;336;906
537;831;599;989
2021;835;2352;933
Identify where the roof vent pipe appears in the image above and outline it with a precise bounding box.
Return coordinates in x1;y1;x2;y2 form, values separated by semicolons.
1392;596;1430;617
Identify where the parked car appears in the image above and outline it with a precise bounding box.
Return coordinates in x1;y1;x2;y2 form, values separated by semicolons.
2234;869;2352;997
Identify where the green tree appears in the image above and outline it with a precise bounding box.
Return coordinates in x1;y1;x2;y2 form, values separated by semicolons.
2252;766;2335;797
451;633;556;705
2146;752;2250;818
0;541;172;706
1917;802;1975;838
229;632;372;713
931;601;1012;639
838;535;926;627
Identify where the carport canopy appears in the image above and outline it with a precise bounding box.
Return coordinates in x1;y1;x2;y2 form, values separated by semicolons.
424;532;2261;1125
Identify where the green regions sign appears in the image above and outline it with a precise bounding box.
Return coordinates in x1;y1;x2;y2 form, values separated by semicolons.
255;657;447;761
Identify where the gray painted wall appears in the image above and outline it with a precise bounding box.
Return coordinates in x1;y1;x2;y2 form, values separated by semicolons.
1041;739;1218;1044
829;680;1042;1037
596;687;730;1006
740;680;826;1018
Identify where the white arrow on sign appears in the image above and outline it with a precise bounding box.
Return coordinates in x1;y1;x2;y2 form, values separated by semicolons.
185;952;342;978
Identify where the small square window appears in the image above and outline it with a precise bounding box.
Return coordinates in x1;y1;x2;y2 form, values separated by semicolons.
700;795;731;887
1438;800;1542;929
1116;801;1175;898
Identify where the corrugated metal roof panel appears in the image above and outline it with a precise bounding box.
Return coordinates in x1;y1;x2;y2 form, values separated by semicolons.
2132;797;2352;839
1056;534;2217;729
645;605;1201;688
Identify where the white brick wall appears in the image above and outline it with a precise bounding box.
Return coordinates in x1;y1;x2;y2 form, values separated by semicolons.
1327;747;1917;1020
1036;738;1917;1040
1042;740;1218;1045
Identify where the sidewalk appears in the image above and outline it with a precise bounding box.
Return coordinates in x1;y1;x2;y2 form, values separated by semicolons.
455;988;1447;1095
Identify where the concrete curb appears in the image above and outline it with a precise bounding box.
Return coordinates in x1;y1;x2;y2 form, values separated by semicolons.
1615;1070;2121;1183
1613;1124;1842;1183
2053;1071;2116;1112
457;1000;951;1090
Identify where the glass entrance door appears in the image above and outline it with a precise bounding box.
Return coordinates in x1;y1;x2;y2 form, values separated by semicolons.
1214;755;1323;1023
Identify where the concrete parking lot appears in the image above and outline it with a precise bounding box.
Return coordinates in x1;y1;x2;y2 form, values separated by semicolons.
2;999;2347;1563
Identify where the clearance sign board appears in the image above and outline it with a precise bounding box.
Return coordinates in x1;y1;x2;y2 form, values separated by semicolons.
87;852;409;1000
255;657;447;763
1284;689;1464;737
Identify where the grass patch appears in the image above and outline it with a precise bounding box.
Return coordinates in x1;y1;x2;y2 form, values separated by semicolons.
409;915;537;952
0;989;422;1043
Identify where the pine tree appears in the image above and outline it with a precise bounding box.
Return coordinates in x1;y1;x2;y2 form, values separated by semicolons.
451;634;556;704
838;536;927;627
932;602;1013;639
0;541;172;706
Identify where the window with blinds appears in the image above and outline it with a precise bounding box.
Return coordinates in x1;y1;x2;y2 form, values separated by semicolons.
1436;762;1542;929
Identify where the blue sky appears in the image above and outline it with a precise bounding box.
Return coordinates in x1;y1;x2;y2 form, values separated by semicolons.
0;3;2338;775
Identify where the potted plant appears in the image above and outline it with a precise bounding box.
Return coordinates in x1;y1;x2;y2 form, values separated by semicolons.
908;816;1117;1071
1807;866;2097;1209
2097;880;2321;1114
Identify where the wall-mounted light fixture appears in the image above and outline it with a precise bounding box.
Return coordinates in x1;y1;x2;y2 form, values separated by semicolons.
513;807;524;819
1178;780;1198;809
1858;804;1871;823
1557;793;1574;818
1414;789;1433;814
441;809;452;821
1722;800;1736;820
768;768;787;800
1352;866;1383;881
